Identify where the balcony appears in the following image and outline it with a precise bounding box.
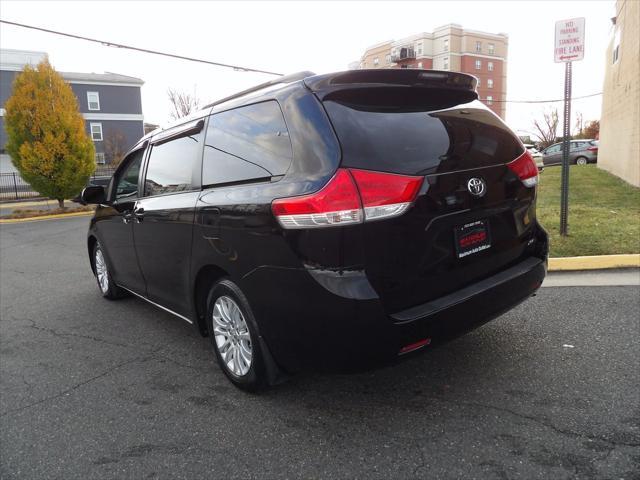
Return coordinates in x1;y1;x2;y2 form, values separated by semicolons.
391;47;416;62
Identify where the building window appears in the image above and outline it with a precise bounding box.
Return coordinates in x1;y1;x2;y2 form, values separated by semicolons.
385;54;391;64
87;92;100;111
373;57;379;66
444;57;449;70
418;62;423;68
487;79;494;89
475;60;482;70
477;78;480;87
488;61;494;72
476;41;482;53
488;43;495;55
613;27;621;64
95;152;105;164
444;39;449;52
90;123;103;141
486;96;493;105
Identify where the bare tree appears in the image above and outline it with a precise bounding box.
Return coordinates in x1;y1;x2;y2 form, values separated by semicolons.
167;87;201;120
574;111;584;137
104;129;128;166
531;108;560;148
583;120;600;140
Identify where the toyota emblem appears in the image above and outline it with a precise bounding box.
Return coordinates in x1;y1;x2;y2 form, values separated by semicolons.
467;177;487;197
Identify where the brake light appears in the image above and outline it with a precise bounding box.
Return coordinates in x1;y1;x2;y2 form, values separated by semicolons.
587;146;598;152
271;169;362;229
507;150;538;187
350;169;423;221
272;168;424;229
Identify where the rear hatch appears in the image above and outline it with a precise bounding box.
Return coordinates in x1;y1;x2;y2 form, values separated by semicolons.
309;70;539;313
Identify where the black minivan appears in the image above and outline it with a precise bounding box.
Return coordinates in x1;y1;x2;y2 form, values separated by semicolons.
82;70;548;390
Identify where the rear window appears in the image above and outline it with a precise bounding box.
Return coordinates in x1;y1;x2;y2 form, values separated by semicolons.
323;96;522;176
203;101;292;186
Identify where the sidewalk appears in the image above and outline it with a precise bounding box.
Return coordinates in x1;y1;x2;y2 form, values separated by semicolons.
543;268;640;287
0;199;82;215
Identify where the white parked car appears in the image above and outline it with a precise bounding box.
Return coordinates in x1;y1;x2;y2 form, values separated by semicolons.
524;144;544;170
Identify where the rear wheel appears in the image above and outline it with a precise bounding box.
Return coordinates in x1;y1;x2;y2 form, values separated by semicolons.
93;243;126;300
206;279;267;391
575;156;588;165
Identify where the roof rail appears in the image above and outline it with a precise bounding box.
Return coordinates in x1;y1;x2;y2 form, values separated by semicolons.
203;71;315;109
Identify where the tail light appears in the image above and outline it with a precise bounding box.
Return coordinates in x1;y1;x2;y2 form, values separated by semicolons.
350;169;423;221
272;168;423;229
587;146;598;152
507;150;538;187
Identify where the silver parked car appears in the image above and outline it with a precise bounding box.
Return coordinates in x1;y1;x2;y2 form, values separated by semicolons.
524;144;544;169
541;139;598;166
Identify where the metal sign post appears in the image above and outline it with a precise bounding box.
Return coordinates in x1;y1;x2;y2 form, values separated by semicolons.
560;61;572;235
555;17;585;236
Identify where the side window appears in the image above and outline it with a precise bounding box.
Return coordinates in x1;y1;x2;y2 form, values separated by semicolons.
145;130;203;196
546;145;560;154
202;101;292;186
114;150;144;201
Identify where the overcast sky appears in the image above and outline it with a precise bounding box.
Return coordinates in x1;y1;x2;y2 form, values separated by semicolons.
1;0;615;135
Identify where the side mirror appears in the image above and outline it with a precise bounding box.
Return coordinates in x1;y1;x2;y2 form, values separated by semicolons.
80;185;107;205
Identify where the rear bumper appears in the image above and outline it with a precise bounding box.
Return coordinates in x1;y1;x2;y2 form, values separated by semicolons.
390;256;546;349
241;254;546;373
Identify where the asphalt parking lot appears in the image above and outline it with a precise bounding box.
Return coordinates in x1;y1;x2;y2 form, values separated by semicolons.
1;216;639;479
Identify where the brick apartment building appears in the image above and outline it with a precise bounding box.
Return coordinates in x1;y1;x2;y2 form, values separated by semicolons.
354;24;508;118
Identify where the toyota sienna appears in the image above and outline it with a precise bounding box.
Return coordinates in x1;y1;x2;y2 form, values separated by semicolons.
81;70;549;390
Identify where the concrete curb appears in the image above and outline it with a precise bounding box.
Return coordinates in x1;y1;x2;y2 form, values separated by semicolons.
0;211;94;224
549;254;640;271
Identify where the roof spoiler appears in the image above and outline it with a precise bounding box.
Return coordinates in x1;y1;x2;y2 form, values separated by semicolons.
304;69;477;94
203;71;316;109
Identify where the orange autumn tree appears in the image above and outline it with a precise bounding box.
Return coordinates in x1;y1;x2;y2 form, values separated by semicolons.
5;59;95;208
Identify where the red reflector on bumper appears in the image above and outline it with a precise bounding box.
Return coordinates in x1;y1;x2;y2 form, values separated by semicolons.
399;338;431;355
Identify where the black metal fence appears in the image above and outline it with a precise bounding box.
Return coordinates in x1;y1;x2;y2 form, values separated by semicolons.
0;167;116;202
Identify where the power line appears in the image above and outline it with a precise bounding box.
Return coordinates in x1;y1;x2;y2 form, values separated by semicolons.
0;19;604;105
0;19;284;77
492;92;602;104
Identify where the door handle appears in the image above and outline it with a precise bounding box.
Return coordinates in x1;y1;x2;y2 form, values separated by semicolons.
134;207;145;222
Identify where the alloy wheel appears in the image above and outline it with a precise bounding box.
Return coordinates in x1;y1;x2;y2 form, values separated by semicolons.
212;295;253;376
95;248;109;294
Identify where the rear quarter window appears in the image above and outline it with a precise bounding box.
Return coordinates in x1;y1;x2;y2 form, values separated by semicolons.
203;101;292;186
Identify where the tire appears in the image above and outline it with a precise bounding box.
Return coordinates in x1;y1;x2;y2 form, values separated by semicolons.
575;156;588;166
206;279;268;391
92;242;126;300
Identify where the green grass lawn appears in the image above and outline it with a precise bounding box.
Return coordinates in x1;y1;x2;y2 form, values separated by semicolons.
536;165;640;257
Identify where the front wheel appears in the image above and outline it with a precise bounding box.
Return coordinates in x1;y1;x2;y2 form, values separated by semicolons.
575;156;588;165
206;279;268;391
93;242;126;300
